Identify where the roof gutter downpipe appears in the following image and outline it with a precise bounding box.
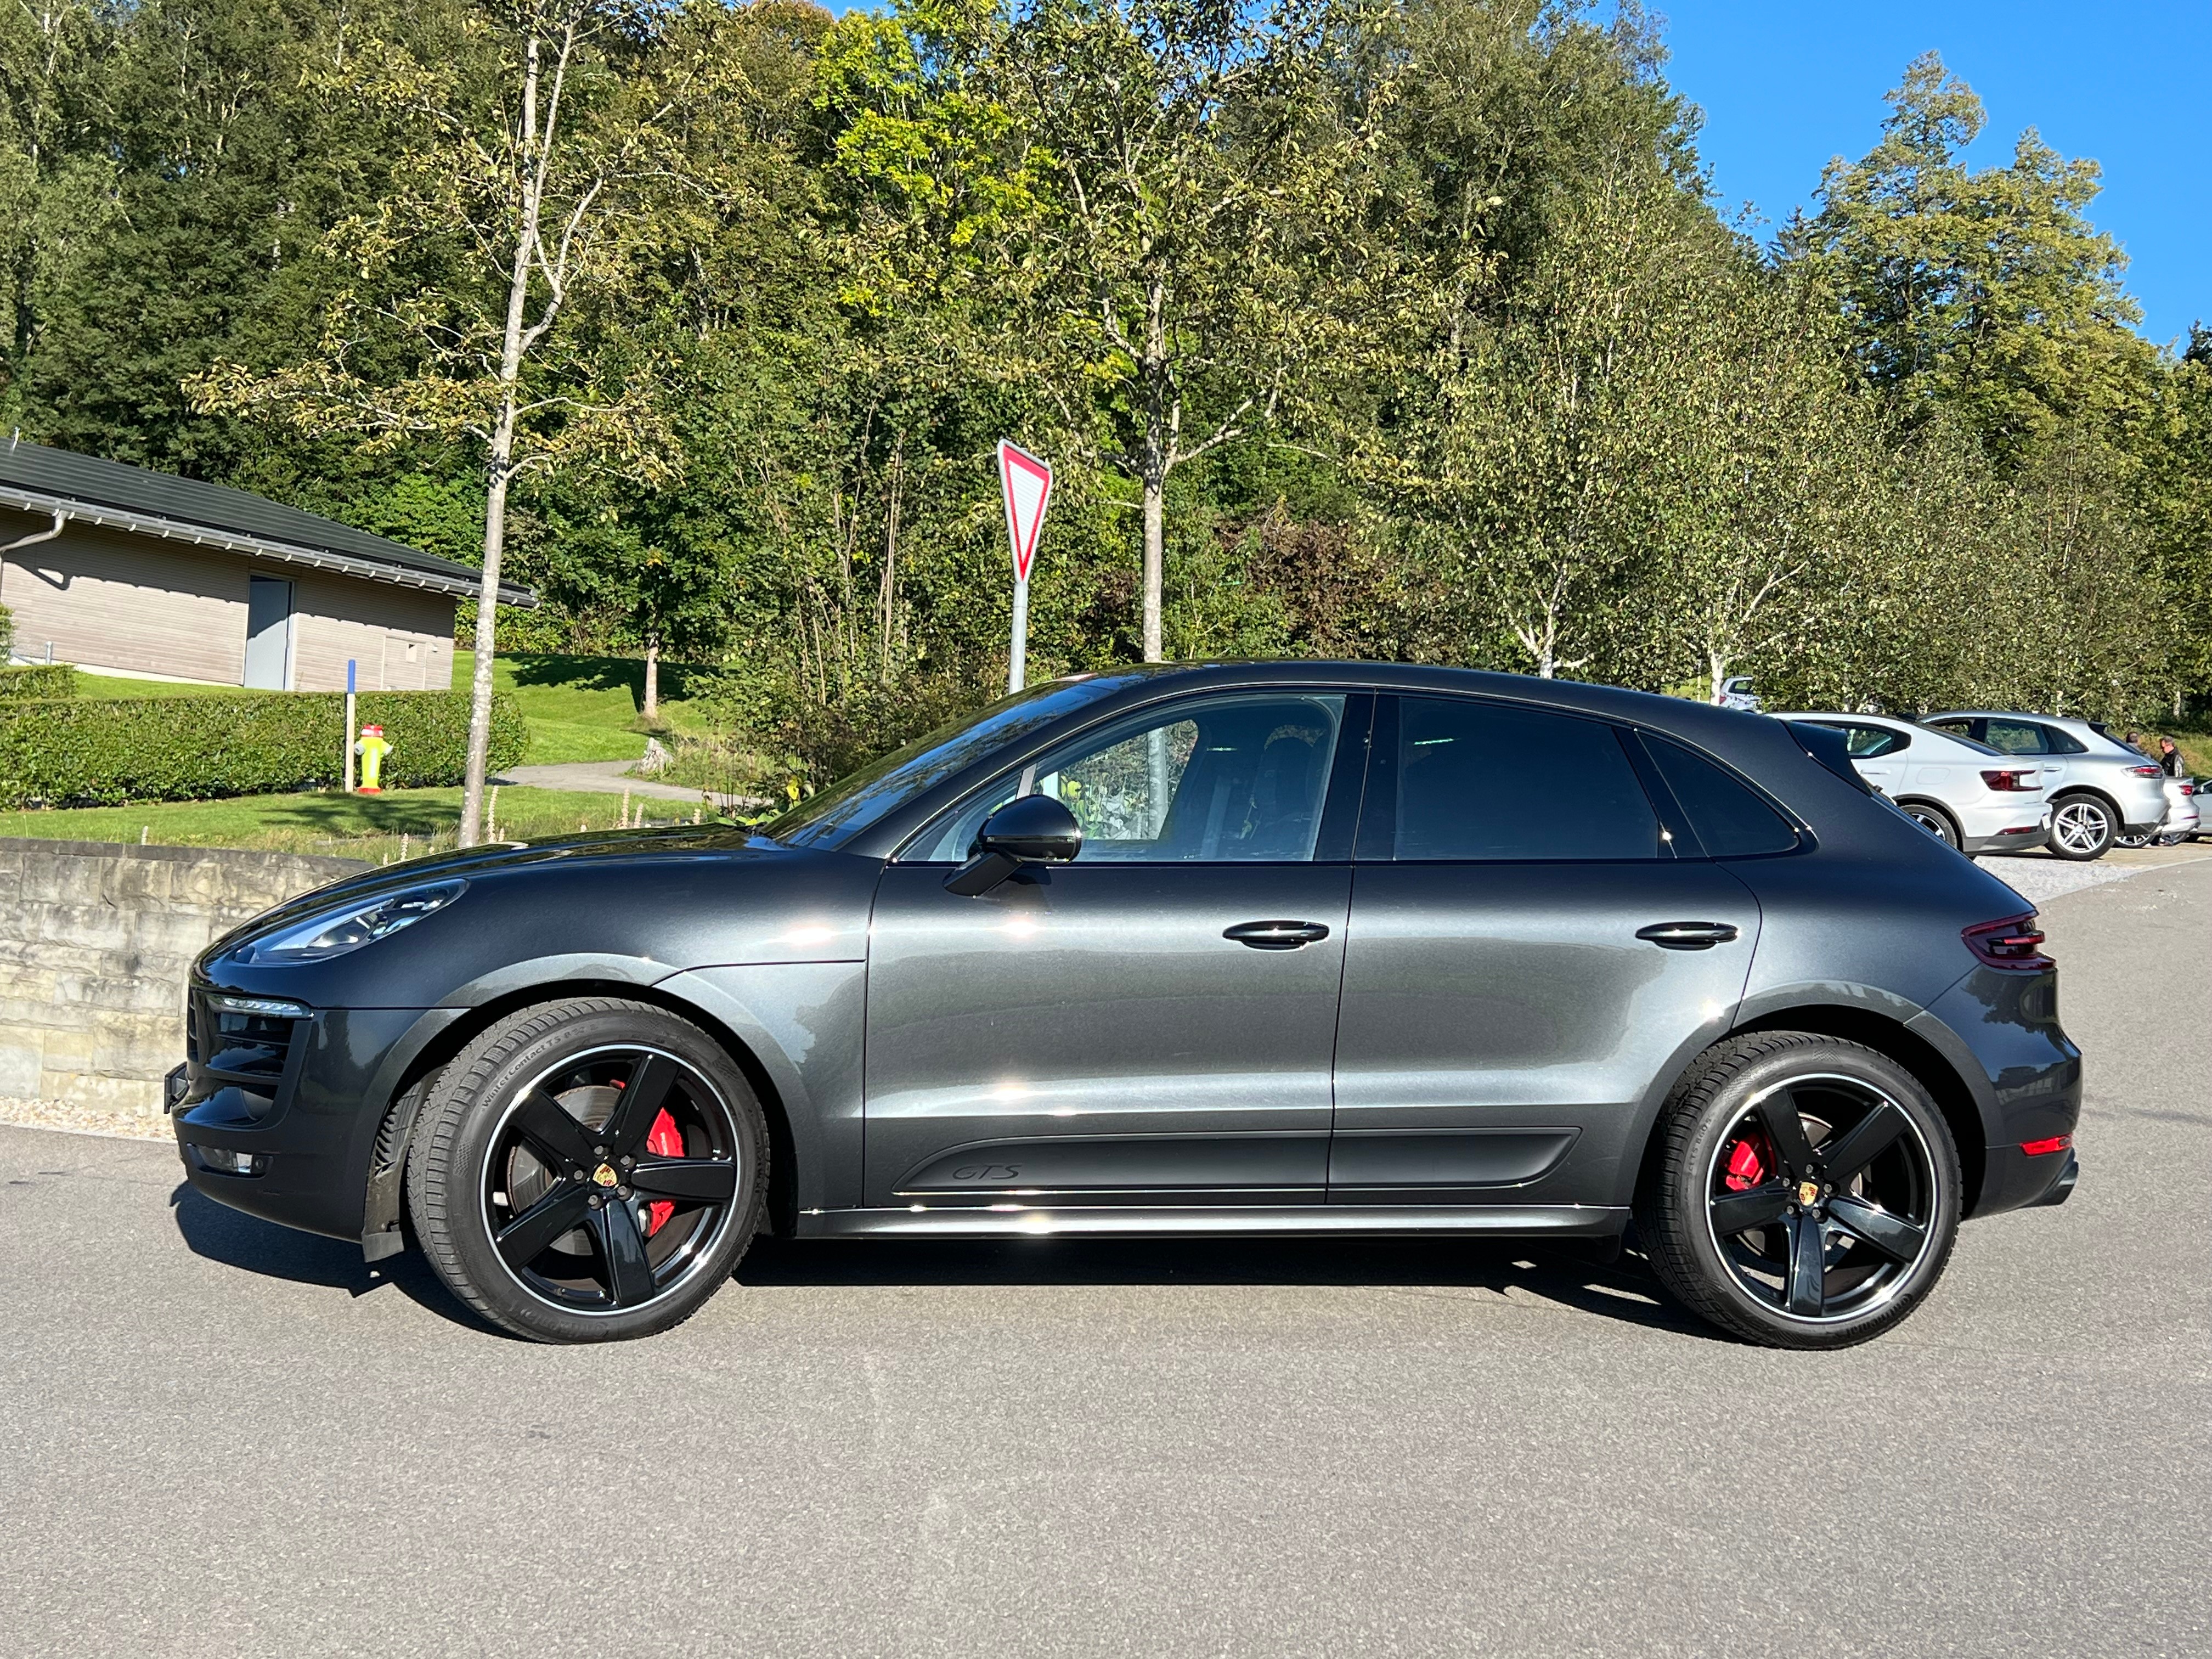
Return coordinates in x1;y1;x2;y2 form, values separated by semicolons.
1;507;67;556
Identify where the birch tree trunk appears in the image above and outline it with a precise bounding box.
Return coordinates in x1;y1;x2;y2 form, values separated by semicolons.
460;31;550;848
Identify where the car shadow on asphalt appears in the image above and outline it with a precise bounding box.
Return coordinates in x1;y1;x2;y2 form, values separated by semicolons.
167;1182;509;1336
737;1235;1726;1340
166;1184;1723;1342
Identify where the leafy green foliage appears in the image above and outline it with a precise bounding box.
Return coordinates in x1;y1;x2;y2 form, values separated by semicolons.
0;663;77;699
5;2;2205;797
0;690;524;807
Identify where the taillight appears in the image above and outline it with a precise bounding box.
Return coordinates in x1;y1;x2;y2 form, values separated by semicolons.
2125;764;2162;777
2020;1135;2072;1157
1980;769;2038;792
2180;782;2196;797
1963;913;2053;971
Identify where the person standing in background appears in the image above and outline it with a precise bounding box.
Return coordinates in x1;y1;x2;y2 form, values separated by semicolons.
2156;736;2185;777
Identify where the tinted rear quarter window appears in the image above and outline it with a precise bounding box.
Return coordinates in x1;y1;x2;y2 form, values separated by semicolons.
1390;697;1659;860
1645;736;1799;857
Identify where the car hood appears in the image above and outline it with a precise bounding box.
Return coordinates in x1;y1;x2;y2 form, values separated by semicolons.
198;825;885;1007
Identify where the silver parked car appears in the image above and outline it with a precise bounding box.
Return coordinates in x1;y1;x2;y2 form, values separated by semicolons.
1770;713;2049;855
1920;714;2169;862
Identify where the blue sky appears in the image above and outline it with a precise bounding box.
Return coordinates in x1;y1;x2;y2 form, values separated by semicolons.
1657;1;2208;348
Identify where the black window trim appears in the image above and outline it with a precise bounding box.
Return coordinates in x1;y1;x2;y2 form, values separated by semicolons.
891;687;1374;866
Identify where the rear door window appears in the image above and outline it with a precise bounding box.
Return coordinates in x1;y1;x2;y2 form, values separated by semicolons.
1984;720;2048;755
1372;697;1661;861
1807;720;1910;758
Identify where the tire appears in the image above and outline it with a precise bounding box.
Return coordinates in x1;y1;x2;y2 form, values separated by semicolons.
1635;1032;1961;1350
1898;799;1961;850
406;997;768;1343
2048;793;2116;861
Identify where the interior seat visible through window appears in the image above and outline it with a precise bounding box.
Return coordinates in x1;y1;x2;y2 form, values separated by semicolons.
911;693;1346;864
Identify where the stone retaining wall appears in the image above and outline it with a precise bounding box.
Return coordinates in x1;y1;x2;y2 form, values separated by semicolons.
0;839;367;1114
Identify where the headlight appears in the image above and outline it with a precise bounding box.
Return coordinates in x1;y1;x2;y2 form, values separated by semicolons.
231;880;467;964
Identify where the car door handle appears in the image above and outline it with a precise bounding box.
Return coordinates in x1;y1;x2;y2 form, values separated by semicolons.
1223;919;1331;950
1635;921;1740;951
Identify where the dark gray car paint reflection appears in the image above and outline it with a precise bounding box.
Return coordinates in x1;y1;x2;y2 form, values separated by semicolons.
172;660;2082;1261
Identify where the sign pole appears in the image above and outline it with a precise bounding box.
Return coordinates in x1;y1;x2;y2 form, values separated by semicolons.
343;659;357;794
996;441;1054;696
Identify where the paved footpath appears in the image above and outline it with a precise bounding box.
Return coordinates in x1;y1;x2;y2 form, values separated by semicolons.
3;863;2207;1657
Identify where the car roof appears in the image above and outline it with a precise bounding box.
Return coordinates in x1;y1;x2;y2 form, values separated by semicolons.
1922;711;2094;731
1769;711;1916;731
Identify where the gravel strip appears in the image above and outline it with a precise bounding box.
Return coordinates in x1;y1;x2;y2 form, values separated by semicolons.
0;1097;171;1143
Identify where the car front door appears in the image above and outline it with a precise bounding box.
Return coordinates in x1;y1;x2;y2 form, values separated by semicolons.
861;690;1367;1211
1328;697;1769;1205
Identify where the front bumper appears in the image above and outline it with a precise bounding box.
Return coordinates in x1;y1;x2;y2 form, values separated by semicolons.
170;990;453;1244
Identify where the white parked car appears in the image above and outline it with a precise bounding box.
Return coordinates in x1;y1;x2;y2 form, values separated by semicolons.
1770;713;2050;856
1713;676;1762;712
1918;712;2171;861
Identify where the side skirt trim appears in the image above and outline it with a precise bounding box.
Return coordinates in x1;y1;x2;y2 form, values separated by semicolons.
798;1203;1629;1240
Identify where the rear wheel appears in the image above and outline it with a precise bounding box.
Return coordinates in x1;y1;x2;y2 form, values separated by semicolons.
1898;799;1961;850
406;997;768;1343
2049;793;2115;861
1637;1033;1960;1350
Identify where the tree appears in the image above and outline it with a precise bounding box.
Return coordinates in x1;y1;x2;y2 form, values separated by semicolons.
193;0;705;842
1783;50;2158;467
1002;0;1368;661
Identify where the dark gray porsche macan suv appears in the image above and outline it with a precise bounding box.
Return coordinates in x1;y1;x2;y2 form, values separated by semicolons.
172;663;2081;1347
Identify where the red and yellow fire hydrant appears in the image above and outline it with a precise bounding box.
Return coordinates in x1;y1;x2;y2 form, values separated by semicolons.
355;723;391;794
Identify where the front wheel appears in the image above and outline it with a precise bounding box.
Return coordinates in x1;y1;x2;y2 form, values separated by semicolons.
1636;1033;1960;1349
2048;794;2116;861
406;998;768;1343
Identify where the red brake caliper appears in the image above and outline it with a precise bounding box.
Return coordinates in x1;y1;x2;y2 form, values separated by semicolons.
1724;1131;1771;1192
644;1109;683;1236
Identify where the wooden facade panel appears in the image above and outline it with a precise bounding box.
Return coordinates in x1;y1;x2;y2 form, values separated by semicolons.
289;574;455;692
1;506;458;690
0;511;247;681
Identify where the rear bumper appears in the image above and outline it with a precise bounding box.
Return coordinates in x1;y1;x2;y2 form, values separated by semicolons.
1982;1145;2079;1212
1962;824;2049;854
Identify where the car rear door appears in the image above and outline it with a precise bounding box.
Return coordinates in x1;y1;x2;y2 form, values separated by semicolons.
861;690;1368;1211
1328;697;1769;1205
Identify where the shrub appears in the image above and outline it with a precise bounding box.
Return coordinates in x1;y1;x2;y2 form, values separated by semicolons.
0;663;80;700
0;690;527;807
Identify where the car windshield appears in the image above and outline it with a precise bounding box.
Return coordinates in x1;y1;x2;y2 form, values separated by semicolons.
762;674;1147;849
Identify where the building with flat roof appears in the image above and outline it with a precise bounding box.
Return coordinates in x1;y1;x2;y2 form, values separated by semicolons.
0;438;535;691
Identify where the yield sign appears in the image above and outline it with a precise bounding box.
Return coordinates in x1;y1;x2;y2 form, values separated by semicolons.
997;440;1053;582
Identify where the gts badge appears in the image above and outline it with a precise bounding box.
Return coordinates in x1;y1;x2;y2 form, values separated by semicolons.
951;1164;1021;1183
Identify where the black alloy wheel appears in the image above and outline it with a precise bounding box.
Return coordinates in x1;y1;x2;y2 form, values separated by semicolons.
2048;793;2116;861
1638;1032;1960;1349
407;998;768;1342
1899;800;1961;850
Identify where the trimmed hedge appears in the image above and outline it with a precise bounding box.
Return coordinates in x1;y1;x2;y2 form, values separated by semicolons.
0;690;527;807
0;663;80;700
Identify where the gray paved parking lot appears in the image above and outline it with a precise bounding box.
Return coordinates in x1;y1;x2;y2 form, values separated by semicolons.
4;857;2208;1657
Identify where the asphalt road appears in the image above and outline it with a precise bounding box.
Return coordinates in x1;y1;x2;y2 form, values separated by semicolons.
4;862;2208;1657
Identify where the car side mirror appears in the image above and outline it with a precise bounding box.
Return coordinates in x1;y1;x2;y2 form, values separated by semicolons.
945;794;1083;896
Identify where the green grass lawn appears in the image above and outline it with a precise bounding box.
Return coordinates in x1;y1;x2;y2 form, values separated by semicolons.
0;785;725;864
76;672;253;699
454;651;715;764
